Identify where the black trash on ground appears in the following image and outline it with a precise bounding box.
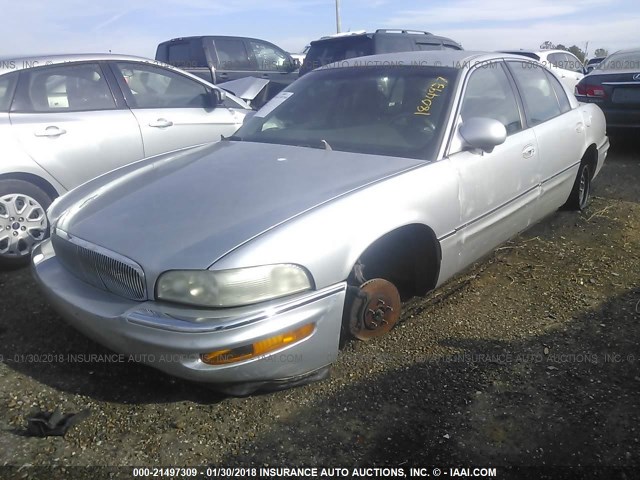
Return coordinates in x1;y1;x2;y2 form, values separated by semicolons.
26;408;91;437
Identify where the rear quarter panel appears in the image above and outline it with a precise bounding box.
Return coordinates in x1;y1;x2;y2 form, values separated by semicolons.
578;103;608;178
0;113;66;195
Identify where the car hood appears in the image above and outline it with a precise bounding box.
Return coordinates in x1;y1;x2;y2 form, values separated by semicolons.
219;77;270;102
56;141;423;272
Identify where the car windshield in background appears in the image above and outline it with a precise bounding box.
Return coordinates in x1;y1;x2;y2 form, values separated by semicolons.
235;66;457;160
598;51;640;70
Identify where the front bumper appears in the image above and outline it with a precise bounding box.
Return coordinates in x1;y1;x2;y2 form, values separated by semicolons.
31;239;346;394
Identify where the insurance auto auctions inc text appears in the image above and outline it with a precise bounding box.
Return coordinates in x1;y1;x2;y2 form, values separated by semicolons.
241;466;497;478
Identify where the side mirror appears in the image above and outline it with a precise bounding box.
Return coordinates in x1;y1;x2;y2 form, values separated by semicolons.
459;117;507;153
210;88;226;106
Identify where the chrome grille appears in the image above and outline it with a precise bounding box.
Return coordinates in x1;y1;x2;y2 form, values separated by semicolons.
52;230;147;301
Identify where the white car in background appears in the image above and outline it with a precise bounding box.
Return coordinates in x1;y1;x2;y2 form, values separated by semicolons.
0;54;252;265
289;45;310;64
501;49;585;91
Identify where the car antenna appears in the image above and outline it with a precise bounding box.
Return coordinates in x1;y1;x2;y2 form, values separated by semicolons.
321;139;332;151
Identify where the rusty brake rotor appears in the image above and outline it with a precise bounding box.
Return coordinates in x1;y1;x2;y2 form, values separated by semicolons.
349;278;401;341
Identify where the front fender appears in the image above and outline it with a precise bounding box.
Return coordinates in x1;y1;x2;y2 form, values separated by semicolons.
211;159;461;290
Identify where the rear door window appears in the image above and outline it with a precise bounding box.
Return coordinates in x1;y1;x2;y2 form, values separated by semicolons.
166;40;207;69
508;61;562;125
563;53;584;73
16;63;115;112
544;70;571;113
214;38;253;71
547;53;564;68
0;72;18;111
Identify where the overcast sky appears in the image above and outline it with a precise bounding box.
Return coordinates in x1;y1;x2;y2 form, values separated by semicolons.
1;0;638;59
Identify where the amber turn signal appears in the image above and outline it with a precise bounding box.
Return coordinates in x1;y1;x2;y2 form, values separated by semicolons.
201;323;315;365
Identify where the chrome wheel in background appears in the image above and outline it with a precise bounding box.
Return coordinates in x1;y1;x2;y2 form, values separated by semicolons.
0;180;52;266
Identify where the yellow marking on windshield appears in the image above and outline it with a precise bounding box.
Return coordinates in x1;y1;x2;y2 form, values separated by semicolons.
414;77;449;116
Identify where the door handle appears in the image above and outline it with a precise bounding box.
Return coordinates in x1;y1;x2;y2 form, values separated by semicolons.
149;119;173;128
576;123;585;133
261;74;270;78
34;126;67;137
522;145;535;159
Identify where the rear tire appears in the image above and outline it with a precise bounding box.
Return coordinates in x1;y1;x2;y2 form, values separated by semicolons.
0;180;52;268
564;163;591;211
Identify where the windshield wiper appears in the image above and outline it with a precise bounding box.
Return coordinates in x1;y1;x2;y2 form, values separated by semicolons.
299;139;333;150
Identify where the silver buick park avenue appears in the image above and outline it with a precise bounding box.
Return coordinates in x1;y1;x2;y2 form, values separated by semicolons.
32;51;609;395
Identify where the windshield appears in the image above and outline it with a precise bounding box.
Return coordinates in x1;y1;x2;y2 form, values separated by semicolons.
597;51;640;71
235;65;457;160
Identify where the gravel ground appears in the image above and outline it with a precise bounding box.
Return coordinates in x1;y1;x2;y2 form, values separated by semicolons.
0;137;638;479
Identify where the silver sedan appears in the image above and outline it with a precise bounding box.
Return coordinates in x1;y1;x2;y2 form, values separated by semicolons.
32;51;609;395
0;54;252;265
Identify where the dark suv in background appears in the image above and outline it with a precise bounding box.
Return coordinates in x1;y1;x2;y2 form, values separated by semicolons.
156;36;299;105
299;29;463;76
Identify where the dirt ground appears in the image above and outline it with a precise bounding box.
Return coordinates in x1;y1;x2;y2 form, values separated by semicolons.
0;136;638;479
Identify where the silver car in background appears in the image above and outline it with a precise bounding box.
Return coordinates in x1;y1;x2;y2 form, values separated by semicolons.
33;51;609;395
0;54;251;265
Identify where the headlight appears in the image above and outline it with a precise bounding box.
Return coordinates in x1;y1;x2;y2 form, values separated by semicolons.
156;264;313;307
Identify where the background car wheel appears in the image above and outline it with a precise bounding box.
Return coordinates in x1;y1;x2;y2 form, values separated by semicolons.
0;180;52;268
564;163;591;211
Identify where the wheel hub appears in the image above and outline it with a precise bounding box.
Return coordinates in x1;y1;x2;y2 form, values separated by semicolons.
349;278;401;341
0;193;48;257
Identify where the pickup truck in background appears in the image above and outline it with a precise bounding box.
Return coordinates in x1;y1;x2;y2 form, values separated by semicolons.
156;36;300;107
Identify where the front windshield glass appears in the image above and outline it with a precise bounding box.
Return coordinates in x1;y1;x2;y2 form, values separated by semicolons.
598;51;640;71
235;65;457;160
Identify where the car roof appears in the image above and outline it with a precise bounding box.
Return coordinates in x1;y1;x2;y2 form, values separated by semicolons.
161;35;277;44
506;49;568;54
0;53;163;76
498;50;541;60
501;49;575;55
318;50;535;71
608;47;640;55
310;29;459;45
0;53;249;107
534;49;571;54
